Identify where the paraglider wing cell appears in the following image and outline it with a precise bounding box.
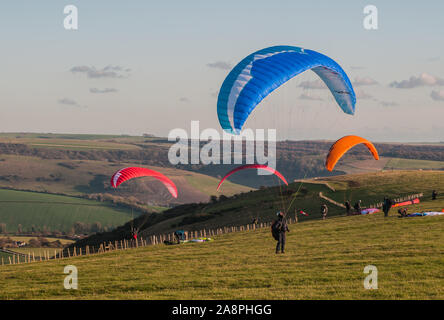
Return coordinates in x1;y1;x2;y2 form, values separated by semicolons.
110;167;178;198
325;135;379;171
217;164;288;191
217;46;356;134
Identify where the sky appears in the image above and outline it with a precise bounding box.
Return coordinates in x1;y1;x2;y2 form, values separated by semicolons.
0;0;443;142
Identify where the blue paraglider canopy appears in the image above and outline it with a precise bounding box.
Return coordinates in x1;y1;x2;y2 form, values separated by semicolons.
217;46;356;134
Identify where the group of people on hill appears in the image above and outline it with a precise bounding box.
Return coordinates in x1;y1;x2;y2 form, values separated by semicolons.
271;189;441;254
344;200;364;215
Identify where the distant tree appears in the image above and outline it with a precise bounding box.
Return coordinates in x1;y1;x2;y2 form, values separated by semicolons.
28;238;41;247
91;222;102;233
73;222;87;234
210;195;218;204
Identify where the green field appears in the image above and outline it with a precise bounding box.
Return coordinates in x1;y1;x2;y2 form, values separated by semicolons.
0;189;139;233
0;236;74;245
0;133;143;151
385;158;444;170
0;211;442;299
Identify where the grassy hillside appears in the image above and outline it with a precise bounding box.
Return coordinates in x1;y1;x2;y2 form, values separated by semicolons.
0;212;442;299
1;133;443;192
0;189;141;233
0;251;14;264
71;170;444;248
318;170;443;206
385;158;444;170
0;155;251;206
0;235;74;245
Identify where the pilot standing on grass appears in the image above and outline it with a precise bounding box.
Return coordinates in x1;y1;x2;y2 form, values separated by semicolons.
321;204;328;220
273;212;289;254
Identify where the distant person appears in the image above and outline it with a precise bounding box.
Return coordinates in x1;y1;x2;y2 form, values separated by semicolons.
345;201;352;215
354;200;362;214
271;212;289;254
131;227;138;241
382;197;387;216
432;190;438;200
383;197;393;217
252;218;259;225
321;204;328;220
174;230;185;244
398;207;408;218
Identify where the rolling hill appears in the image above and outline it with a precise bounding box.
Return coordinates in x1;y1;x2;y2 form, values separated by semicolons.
0;133;443;237
0;210;442;299
0;154;252;206
71;170;444;248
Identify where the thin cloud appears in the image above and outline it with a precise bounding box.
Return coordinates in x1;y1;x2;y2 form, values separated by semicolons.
89;88;118;94
58;98;86;108
431;90;444;101
379;100;399;107
299;92;323;101
298;80;327;89
354;77;378;86
70;65;130;79
389;73;444;89
207;61;232;70
355;89;372;100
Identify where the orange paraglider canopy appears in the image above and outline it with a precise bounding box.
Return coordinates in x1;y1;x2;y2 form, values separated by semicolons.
325;135;379;171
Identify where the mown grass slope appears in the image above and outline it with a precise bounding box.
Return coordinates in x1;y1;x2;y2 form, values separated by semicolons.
71;170;443;246
0;211;442;299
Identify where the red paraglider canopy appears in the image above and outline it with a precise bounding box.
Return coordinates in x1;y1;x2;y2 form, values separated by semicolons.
217;164;288;191
110;167;178;198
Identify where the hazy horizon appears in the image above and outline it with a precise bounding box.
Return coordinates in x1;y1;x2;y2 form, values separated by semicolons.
2;131;443;145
